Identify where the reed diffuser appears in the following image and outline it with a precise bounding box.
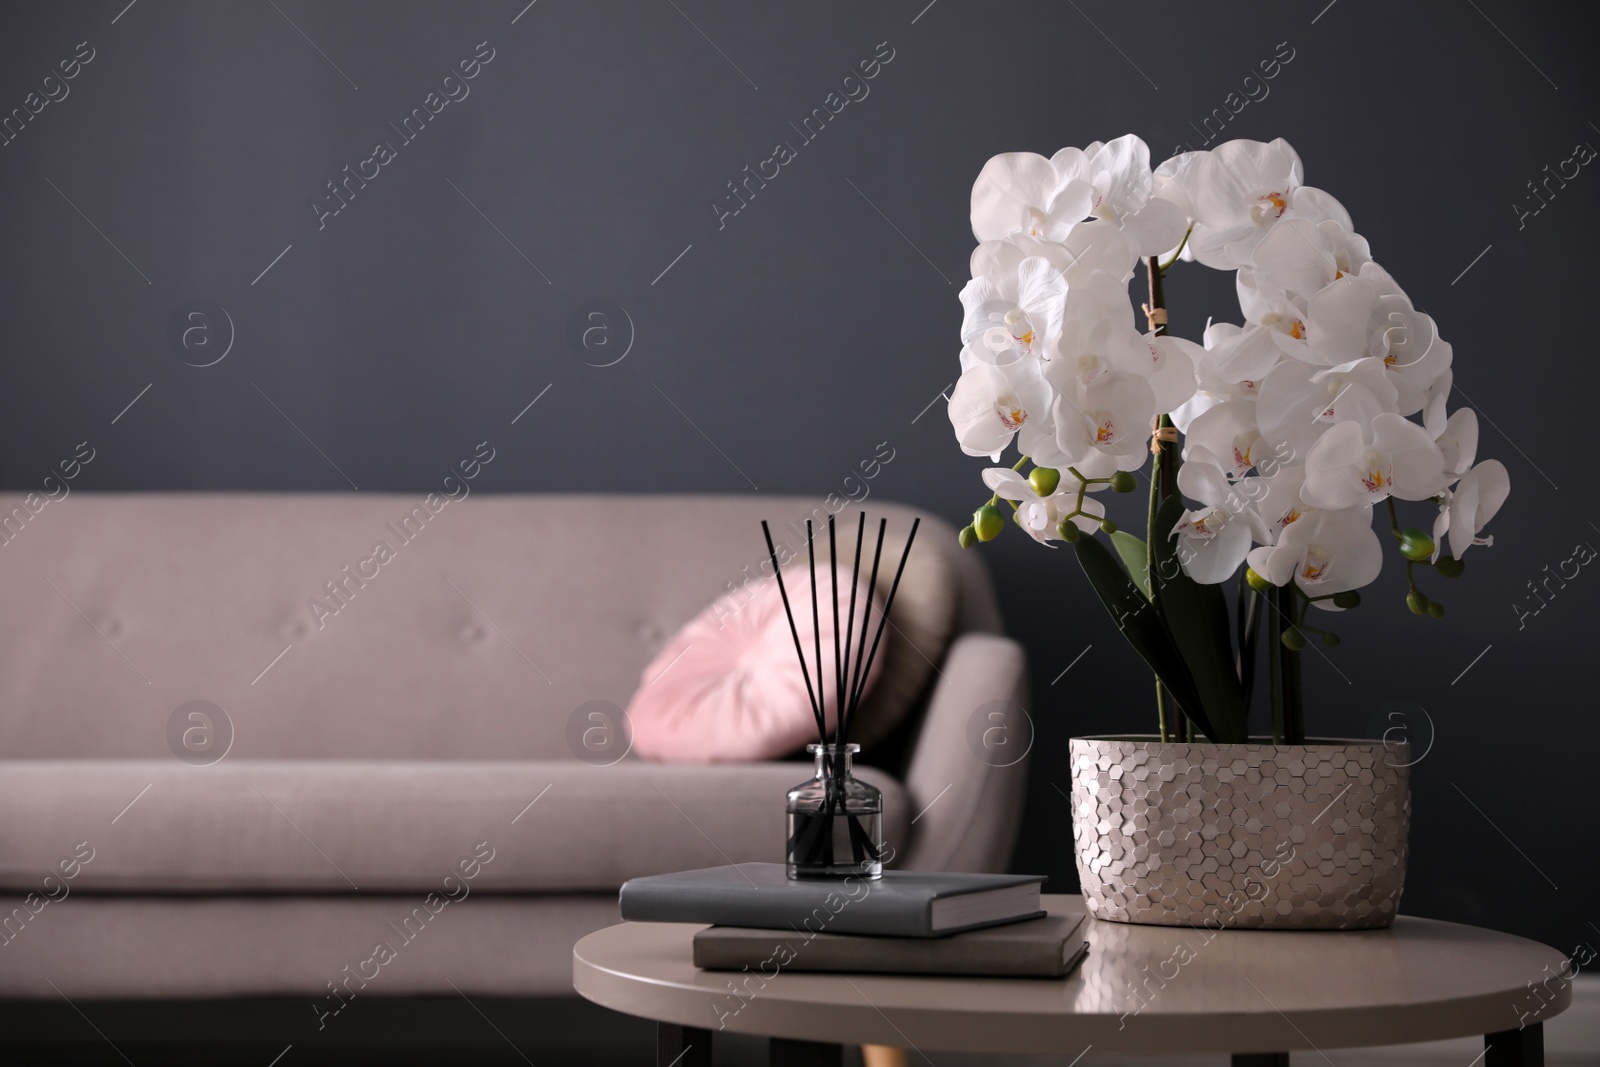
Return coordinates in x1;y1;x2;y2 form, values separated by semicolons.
761;513;919;880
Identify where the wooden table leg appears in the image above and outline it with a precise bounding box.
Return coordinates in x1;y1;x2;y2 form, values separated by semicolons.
861;1046;908;1067
658;1022;712;1067
1486;1023;1544;1067
1232;1055;1289;1067
770;1037;843;1067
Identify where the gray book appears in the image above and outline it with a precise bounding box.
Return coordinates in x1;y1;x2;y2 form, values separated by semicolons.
618;863;1045;938
694;913;1089;978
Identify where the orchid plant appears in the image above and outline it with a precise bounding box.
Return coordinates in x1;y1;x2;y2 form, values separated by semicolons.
950;136;1509;746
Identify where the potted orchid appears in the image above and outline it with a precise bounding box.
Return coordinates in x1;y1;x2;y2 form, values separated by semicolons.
948;136;1509;929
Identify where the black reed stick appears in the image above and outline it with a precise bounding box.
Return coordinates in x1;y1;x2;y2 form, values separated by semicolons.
761;521;824;738
843;518;888;744
806;521;826;739
848;518;920;724
829;516;843;744
839;513;866;743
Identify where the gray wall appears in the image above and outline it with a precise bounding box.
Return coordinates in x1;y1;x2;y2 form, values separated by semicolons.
1;0;1595;951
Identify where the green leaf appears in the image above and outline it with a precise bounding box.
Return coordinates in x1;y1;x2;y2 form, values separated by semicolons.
1150;495;1248;743
1110;530;1151;600
1071;532;1207;727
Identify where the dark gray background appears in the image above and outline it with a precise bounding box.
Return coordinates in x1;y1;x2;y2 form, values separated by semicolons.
1;0;1594;953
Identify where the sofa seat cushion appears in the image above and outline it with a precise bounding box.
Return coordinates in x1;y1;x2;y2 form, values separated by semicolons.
0;760;909;894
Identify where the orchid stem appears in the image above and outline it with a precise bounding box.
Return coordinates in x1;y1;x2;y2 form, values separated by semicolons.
1144;254;1187;743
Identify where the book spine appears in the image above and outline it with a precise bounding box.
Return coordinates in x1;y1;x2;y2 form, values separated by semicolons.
693;936;1066;977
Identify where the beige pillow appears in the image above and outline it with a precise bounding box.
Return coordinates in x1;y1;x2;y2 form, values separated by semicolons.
784;526;958;752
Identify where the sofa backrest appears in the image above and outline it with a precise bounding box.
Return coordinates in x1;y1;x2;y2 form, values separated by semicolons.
0;493;998;759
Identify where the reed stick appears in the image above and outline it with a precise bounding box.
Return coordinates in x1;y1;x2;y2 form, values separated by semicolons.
847;518;920;722
839;513;866;744
829;516;843;744
761;521;824;738
807;521;826;737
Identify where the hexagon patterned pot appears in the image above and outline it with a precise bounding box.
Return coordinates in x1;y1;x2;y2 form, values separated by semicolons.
1069;735;1410;930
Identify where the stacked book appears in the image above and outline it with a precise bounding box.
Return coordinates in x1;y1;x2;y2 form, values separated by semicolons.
618;863;1087;978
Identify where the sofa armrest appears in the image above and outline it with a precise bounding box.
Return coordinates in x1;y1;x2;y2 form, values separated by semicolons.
896;633;1030;873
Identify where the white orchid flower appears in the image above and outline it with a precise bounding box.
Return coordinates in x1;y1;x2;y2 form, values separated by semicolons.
1245;504;1383;603
1256;355;1398;460
1243;217;1372;303
970;151;1096;243
1166;138;1352;269
1432;407;1479;479
1044;288;1151;386
1431;459;1509;562
1055;135;1190;256
1143;334;1201;413
1301;413;1448;509
960;248;1067;364
1045;369;1159;469
1171;458;1255;584
1169;323;1280;432
1246;463;1311;545
1183;399;1266;479
948;358;1054;459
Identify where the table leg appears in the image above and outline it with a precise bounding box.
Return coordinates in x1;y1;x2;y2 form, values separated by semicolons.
658;1022;712;1067
1232;1055;1289;1067
770;1037;843;1067
1486;1023;1544;1067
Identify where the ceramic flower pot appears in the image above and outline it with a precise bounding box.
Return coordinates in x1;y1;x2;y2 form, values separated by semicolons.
1069;735;1409;930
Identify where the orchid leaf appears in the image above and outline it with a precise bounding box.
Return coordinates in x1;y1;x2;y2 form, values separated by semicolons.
1071;531;1211;736
1110;530;1152;600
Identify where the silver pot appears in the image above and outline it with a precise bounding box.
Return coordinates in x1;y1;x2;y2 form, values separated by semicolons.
1069;735;1410;930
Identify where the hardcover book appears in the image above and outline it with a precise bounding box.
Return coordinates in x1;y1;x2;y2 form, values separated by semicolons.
694;911;1088;978
618;862;1045;938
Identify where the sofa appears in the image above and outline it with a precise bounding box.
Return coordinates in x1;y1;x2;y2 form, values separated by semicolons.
0;492;1028;1026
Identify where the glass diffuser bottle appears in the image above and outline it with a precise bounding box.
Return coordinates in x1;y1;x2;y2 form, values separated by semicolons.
786;743;883;879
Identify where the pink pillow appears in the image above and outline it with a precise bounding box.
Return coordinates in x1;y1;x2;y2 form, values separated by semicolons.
629;564;885;763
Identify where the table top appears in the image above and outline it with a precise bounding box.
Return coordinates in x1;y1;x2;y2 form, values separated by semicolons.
572;895;1572;1056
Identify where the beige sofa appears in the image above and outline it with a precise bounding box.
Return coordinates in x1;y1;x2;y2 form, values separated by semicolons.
0;493;1028;1011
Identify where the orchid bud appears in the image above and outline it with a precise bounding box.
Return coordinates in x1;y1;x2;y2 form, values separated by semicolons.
1427;601;1445;619
1281;627;1306;651
1436;556;1465;578
973;505;1005;542
1246;568;1271;593
958;525;978;549
1322;633;1340;647
1399;528;1434;562
1406;589;1430;615
1110;471;1137;493
1028;467;1061;496
1099;518;1118;534
1057;519;1081;542
1332;590;1361;609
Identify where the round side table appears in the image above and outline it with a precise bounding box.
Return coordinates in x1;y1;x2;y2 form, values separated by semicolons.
573;895;1571;1066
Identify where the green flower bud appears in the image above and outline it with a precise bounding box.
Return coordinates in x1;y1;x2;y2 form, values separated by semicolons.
973;504;1005;542
1057;519;1082;542
1399;528;1434;562
1099;518;1118;534
1280;627;1306;651
1028;467;1061;496
1110;471;1137;493
1427;601;1445;619
958;525;978;549
1436;555;1465;578
1406;589;1430;615
1245;567;1272;593
1332;590;1361;609
1322;632;1341;647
